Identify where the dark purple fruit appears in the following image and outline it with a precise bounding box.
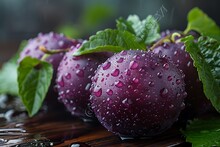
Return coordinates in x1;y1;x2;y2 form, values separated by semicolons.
90;50;186;137
56;47;112;119
18;32;78;105
153;41;212;118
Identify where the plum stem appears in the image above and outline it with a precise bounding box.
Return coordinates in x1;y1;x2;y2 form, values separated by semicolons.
171;32;181;42
39;45;70;55
150;35;171;51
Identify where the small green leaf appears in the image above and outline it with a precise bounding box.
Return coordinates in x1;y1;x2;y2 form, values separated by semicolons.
129;15;160;45
18;57;53;117
73;29;146;56
117;15;160;45
182;36;220;112
116;17;135;34
0;63;18;95
182;117;220;147
184;7;220;40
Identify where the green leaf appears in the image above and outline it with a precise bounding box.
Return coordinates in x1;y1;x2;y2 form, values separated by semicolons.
0;40;27;96
73;29;146;56
116;17;135;34
182;117;220;147
182;36;220;112
128;15;161;45
117;15;160;45
0;63;18;95
184;7;220;40
18;57;53;117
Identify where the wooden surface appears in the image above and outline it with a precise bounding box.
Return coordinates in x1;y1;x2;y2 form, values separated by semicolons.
0;96;191;147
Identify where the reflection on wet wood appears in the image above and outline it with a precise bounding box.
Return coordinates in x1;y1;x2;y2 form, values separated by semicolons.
0;95;190;147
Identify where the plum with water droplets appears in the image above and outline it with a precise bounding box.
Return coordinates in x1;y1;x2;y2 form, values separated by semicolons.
56;47;112;119
152;38;212;119
90;50;186;137
18;32;79;106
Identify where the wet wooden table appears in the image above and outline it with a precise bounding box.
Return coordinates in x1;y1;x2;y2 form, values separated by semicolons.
0;96;190;147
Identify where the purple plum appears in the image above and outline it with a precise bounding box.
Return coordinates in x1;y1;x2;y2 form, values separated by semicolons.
56;47;112;119
18;32;79;105
90;50;186;137
152;40;212;118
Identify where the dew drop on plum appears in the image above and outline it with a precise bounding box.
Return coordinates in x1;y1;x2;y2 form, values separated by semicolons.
157;72;163;78
163;63;169;70
93;87;102;97
106;89;113;96
160;88;168;98
111;69;120;77
76;69;84;77
129;61;139;69
167;76;172;81
117;58;124;63
102;61;111;70
132;78;139;84
115;81;124;88
65;73;71;79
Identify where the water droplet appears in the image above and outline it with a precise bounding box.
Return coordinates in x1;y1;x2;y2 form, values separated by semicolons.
160;88;168;98
102;61;111;70
181;103;185;109
25;49;30;55
176;79;181;85
132;78;139;84
58;40;64;47
85;83;91;91
129;61;139;69
72;56;80;60
183;92;187;98
174;51;177;55
163;43;169;48
145;94;150;99
75;64;80;68
169;104;174;109
120;50;127;55
93;87;102;97
122;98;127;104
163;63;169;70
187;61;191;67
176;93;181;98
65;73;71;79
125;69;131;76
167;76;172;81
66;89;70;94
76;69;84;77
58;76;65;87
117;58;124;63
148;81;154;87
133;55;141;60
181;45;185;50
115;81;124;88
157;72;162;78
111;69;120;77
106;89;113;96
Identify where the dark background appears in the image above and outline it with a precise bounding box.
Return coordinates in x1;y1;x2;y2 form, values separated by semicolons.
0;0;219;64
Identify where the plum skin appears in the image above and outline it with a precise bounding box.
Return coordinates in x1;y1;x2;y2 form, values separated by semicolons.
153;42;212;118
90;50;186;137
56;48;112;119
